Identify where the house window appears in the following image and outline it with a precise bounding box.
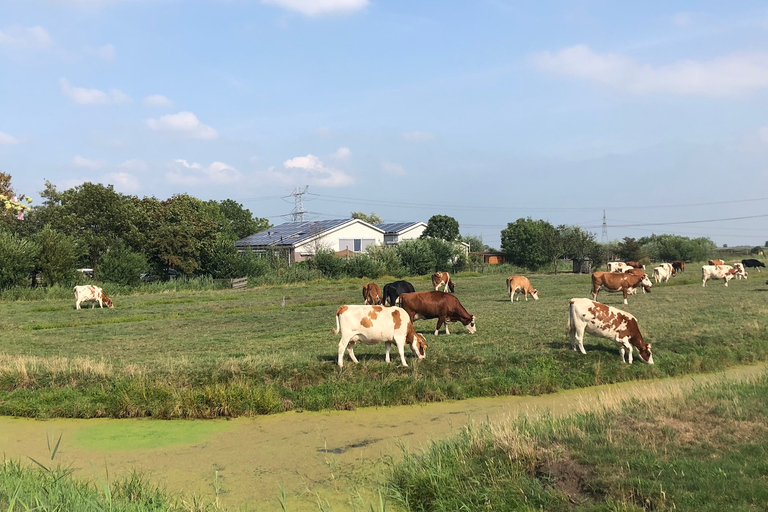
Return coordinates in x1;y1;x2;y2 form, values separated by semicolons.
339;239;376;252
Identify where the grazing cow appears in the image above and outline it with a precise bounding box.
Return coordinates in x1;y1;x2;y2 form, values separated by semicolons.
591;271;652;305
607;262;630;273
333;305;427;367
382;280;416;307
568;298;653;364
708;259;725;266
742;259;766;273
362;283;382;305
73;285;113;309
623;268;649;294
701;264;744;286
658;262;676;277
653;265;673;284
431;271;455;293
625;261;645;270
399;291;477;335
672;260;686;273
506;275;539;303
732;263;748;280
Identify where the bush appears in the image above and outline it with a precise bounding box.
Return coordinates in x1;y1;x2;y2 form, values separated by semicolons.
0;229;38;290
396;239;437;276
99;242;147;286
32;226;80;287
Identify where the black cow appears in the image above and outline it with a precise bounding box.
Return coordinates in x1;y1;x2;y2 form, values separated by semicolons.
742;259;766;273
382;280;416;306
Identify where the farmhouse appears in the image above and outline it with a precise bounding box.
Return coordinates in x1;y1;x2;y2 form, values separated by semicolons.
236;219;385;263
376;221;427;244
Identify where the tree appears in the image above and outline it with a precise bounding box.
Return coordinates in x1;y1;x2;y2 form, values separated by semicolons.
351;211;382;225
616;237;644;262
461;234;488;253
31;225;79;286
0;230;38;289
500;217;551;271
98;241;147;286
0;172;32;220
396;239;437;275
421;215;459;242
217;199;270;240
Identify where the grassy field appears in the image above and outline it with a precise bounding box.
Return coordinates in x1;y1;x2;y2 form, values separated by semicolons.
1;263;767;418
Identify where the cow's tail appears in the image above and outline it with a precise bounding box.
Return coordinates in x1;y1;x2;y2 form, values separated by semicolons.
566;299;575;338
331;311;340;336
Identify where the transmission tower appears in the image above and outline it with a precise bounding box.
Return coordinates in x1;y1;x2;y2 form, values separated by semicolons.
601;210;608;243
290;185;308;222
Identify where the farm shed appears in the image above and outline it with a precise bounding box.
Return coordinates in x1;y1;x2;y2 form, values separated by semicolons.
236;219;385;263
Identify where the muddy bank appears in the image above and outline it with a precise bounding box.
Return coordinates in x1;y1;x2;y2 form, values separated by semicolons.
2;364;766;511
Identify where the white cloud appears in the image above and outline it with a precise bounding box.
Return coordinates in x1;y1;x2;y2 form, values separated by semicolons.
258;153;353;187
60;78;131;105
146;111;218;139
403;131;436;142
103;171;139;193
0;131;19;145
0;25;52;49
142;94;174;107
332;147;352;159
261;0;368;16
72;155;105;169
759;127;768;143
167;159;243;186
85;43;115;61
530;45;768;97
119;159;148;172
380;160;405;176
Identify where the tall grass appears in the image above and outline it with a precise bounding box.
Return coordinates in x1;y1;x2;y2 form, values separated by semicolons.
388;374;768;511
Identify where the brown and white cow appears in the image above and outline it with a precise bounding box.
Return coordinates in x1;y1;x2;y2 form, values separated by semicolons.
701;264;744;286
568;298;653;364
333;305;427;367
653;265;673;284
591;271;652;305
623;268;650;294
73;285;113;309
658;262;676;277
732;262;748;279
362;283;382;305
506;275;539;303
398;291;476;336
708;259;725;266
431;271;455;293
672;260;686;273
625;261;645;270
607;261;630;273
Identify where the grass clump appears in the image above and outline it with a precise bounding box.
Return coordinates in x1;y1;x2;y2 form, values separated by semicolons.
388;374;768;511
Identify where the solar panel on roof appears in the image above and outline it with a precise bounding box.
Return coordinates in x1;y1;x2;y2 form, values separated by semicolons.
236;219;353;247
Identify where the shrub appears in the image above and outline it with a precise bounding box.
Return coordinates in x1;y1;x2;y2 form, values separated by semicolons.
0;229;38;290
99;242;147;286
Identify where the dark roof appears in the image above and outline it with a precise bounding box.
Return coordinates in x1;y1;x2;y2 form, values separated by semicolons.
236;219;383;248
376;222;424;234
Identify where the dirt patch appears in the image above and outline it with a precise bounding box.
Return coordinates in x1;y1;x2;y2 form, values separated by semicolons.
536;451;595;505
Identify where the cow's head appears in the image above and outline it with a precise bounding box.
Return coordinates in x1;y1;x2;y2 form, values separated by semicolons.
102;296;114;308
640;274;653;290
465;315;477;334
412;333;428;359
531;289;539;300
637;343;653;364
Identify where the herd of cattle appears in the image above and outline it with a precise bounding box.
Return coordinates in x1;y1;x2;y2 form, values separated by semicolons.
71;258;766;369
336;258;765;368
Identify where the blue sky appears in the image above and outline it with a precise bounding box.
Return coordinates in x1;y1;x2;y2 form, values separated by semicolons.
2;0;767;250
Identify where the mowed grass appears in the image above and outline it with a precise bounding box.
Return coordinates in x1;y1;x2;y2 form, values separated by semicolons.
1;265;767;418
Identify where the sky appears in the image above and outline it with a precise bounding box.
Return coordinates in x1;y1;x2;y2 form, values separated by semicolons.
1;0;768;250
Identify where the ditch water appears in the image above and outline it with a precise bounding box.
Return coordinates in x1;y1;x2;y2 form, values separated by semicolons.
2;363;766;511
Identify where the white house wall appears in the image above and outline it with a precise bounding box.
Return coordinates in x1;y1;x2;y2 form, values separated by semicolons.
293;222;384;260
399;224;426;240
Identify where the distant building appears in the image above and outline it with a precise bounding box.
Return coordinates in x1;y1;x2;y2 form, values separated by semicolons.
375;222;427;244
473;251;506;265
236;219;384;263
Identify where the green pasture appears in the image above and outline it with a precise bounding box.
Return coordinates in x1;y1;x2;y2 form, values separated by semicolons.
1;265;767;418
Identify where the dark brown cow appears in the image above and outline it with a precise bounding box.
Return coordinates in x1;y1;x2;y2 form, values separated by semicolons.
431;271;455;293
398;291;476;336
568;298;653;364
591;271;652;305
625;261;644;269
362;283;382;305
672;260;685;273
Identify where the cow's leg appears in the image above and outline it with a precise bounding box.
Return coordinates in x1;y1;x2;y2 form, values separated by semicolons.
524;290;528;301
395;337;408;366
337;340;348;367
384;342;392;363
622;289;628;305
571;325;587;354
76;300;81;310
346;343;359;363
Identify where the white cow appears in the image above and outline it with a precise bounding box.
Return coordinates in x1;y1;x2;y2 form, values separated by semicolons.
333;305;427;367
701;265;745;286
732;262;748;280
73;285;113;309
607;262;630;273
653;266;673;284
568;298;653;364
